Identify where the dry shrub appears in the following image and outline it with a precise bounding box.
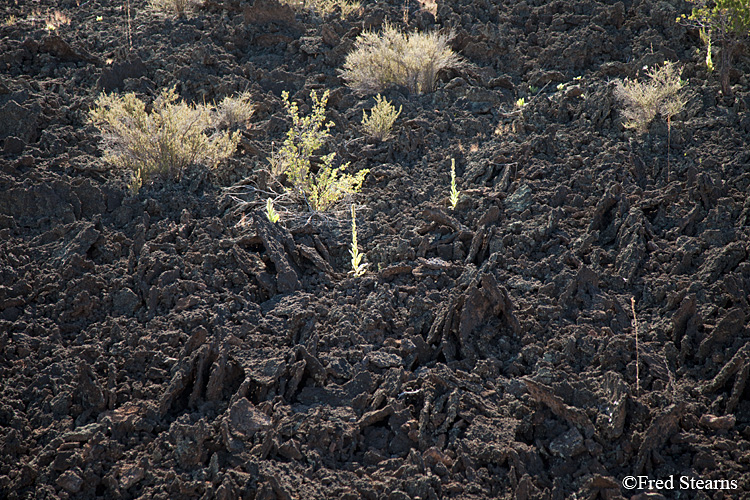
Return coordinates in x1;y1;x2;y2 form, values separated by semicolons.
615;62;687;181
45;10;71;30
30;9;71;30
215;92;255;129
614;61;686;134
89;87;241;193
148;0;199;16
340;23;463;94
282;0;361;18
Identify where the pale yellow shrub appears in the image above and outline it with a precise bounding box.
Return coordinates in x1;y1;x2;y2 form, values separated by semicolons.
215;92;255;129
148;0;198;16
341;23;463;94
614;61;687;134
282;0;361;17
89;87;240;193
362;94;402;140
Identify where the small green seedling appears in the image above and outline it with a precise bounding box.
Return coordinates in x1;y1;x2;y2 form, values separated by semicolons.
556;82;565;91
529;85;539;94
129;167;143;196
516;97;526;108
349;205;368;277
449;158;459;210
266;198;280;223
701;29;715;73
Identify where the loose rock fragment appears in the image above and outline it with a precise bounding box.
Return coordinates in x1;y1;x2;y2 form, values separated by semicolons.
699;414;736;431
585;475;621;499
252;212;300;293
56;470;83;493
523;378;595;438
359;405;394;429
228;397;272;439
548;427;585;458
119;463;145;490
597;371;629;440
366;351;402;369
243;0;297;25
635;402;686;474
697;307;745;358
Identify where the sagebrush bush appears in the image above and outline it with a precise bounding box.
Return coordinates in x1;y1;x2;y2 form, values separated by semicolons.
362;94;401;140
148;0;198;15
89;87;240;193
614;61;686;134
340;23;463;94
215;92;255;129
282;0;360;17
271;90;368;211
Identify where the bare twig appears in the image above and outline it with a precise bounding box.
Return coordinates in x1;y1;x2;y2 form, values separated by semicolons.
631;297;640;396
126;0;133;51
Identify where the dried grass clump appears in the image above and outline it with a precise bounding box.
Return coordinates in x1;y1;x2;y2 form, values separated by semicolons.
614;61;686;134
148;0;199;16
283;0;361;18
341;23;463;94
215;92;255;129
44;10;71;30
89;87;240;194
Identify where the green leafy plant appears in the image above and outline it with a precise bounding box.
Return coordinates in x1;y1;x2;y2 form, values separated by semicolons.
349;204;368;277
516;97;526;108
266;198;280;223
678;0;750;95
362;94;402;141
89;86;240;194
130;167;143;196
272;90;369;211
700;29;716;72
340;22;464;94
449;158;459;210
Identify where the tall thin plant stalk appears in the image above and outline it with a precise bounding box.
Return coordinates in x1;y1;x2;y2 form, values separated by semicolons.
126;0;133;51
631;297;640;396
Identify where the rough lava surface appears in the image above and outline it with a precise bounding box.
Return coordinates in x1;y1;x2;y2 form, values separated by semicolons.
1;0;750;499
